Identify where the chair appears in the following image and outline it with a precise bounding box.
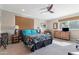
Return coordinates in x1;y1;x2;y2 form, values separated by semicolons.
1;33;9;49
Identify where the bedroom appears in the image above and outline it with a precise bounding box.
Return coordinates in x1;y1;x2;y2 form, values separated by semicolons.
0;4;79;55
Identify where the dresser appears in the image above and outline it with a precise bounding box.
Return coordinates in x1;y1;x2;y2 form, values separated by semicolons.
54;31;70;40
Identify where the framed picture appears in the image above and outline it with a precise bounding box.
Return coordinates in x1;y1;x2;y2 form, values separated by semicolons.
53;23;58;29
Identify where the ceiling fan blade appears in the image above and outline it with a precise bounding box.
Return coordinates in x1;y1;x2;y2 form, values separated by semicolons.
49;11;54;13
40;4;53;10
40;4;54;14
40;11;48;14
40;8;47;10
48;4;53;11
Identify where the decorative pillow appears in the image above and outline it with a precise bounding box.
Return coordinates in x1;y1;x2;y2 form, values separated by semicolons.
22;30;32;36
31;29;38;35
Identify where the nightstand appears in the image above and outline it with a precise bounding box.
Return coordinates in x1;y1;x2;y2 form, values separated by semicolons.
11;35;19;43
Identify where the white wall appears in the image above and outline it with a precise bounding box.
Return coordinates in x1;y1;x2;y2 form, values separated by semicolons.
34;19;42;29
1;10;15;34
0;10;2;33
34;19;46;32
46;19;60;31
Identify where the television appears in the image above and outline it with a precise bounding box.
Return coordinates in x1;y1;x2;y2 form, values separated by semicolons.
62;28;69;31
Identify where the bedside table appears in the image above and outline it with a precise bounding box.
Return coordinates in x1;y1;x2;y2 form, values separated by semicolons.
11;35;19;43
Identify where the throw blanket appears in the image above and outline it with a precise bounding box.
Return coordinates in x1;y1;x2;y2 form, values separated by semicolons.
25;34;52;47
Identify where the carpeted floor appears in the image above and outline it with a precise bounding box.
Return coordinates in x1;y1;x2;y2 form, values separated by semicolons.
30;39;78;55
0;38;78;55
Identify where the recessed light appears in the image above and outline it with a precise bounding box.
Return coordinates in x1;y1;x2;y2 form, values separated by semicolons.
22;9;25;11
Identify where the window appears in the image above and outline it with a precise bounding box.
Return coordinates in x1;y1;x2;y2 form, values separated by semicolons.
60;20;79;30
69;21;79;29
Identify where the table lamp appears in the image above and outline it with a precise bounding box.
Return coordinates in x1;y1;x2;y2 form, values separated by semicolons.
15;25;19;35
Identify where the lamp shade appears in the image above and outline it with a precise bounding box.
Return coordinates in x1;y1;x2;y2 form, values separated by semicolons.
15;25;19;29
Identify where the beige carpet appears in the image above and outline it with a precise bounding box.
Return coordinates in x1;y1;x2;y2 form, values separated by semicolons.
0;42;31;55
53;38;74;46
30;39;77;55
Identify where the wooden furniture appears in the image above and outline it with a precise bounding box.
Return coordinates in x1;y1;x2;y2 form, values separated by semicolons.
54;31;70;40
11;35;19;43
54;31;61;39
44;30;52;35
11;29;23;43
15;16;34;29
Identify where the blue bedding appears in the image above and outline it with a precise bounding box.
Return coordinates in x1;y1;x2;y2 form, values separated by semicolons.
22;29;38;36
22;29;52;51
25;34;52;46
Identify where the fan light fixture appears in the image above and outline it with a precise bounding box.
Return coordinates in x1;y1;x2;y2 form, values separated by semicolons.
22;9;25;11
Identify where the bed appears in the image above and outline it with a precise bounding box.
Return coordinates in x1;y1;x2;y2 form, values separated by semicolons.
22;29;53;52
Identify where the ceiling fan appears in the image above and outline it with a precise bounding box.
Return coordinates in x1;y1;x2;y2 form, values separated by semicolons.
40;4;54;13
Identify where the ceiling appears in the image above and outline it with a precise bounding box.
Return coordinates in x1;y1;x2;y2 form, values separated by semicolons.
1;4;79;20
